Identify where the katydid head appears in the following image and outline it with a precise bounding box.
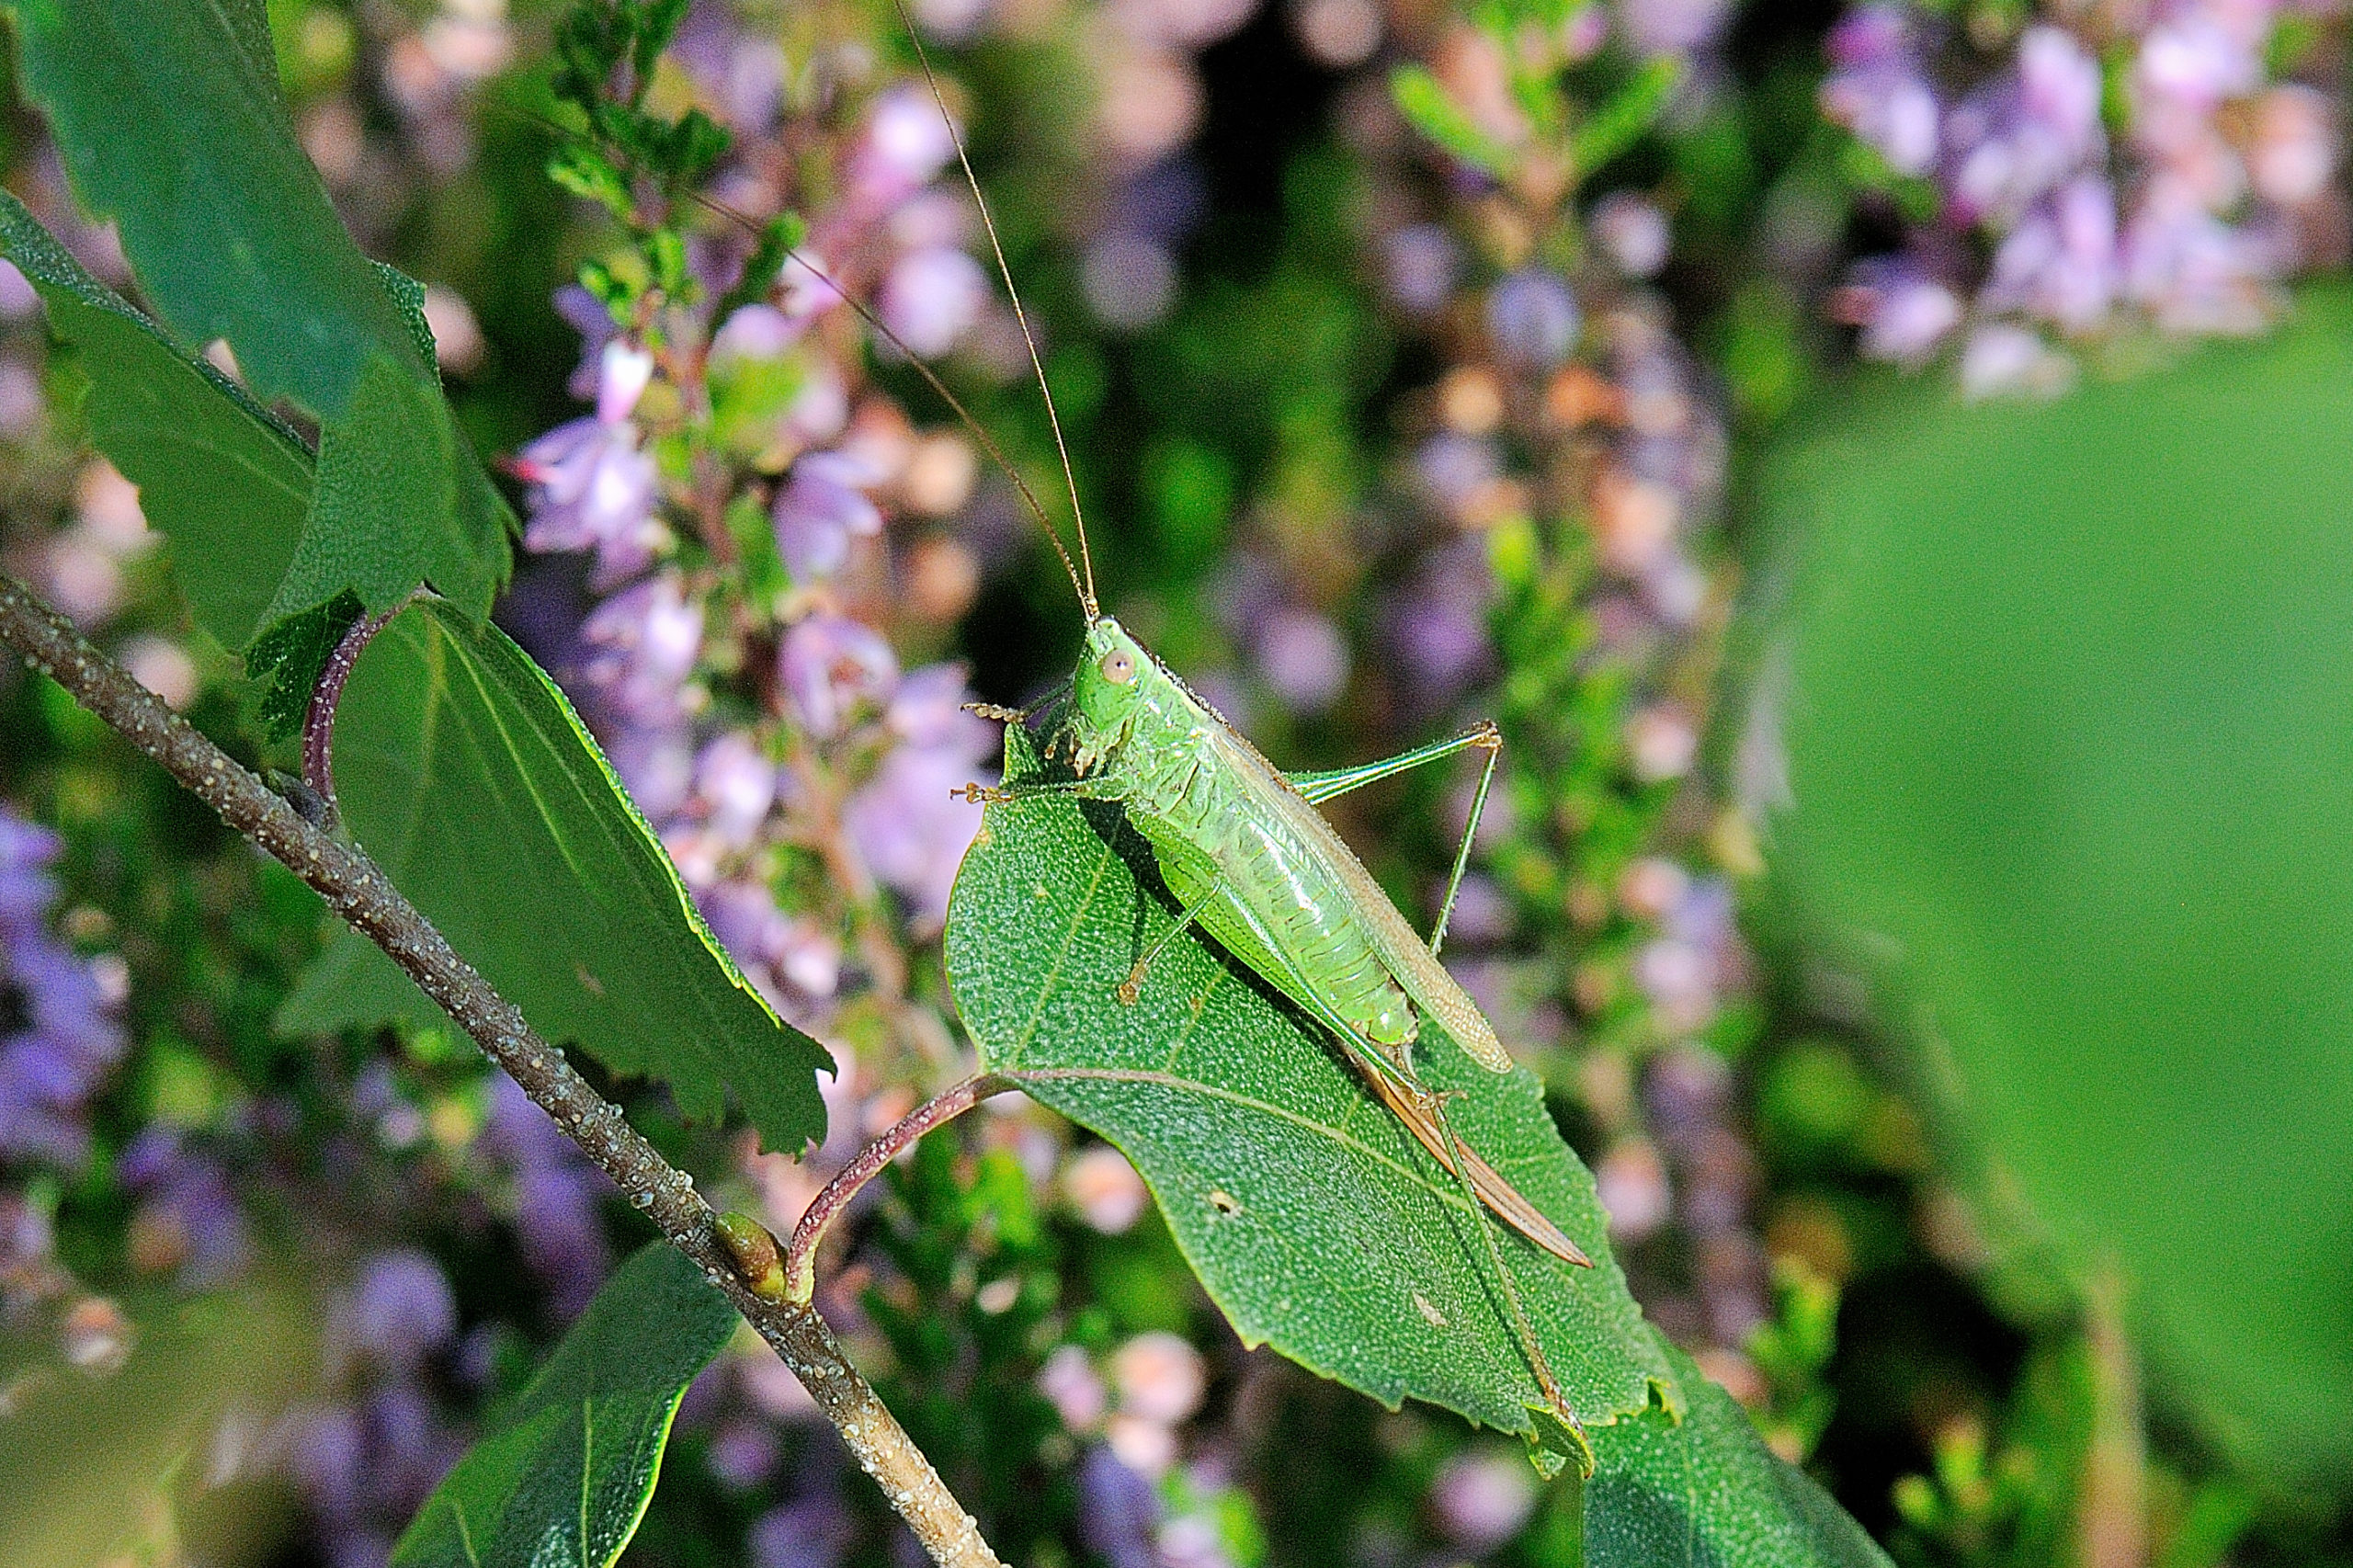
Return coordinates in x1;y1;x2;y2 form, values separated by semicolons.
1071;616;1148;734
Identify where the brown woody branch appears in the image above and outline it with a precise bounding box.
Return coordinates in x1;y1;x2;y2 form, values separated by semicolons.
0;575;1002;1568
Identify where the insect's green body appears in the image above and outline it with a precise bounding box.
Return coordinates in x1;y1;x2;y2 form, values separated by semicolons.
1067;619;1493;1062
1045;617;1586;1270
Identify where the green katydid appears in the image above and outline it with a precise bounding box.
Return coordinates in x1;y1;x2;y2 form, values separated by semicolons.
870;14;1597;1445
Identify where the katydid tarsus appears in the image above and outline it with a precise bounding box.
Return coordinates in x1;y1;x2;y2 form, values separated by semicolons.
662;14;1598;1444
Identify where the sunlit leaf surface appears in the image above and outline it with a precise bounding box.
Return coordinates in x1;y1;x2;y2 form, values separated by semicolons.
282;597;833;1153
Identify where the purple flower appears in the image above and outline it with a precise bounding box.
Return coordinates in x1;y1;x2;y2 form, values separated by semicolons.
341;1248;458;1371
1592;192;1672;278
749;1495;857;1568
581;574;704;728
1843;255;1961;363
1983;175;2118;331
772;451;885;582
843;743;988;928
0;813;60;935
1076;1446;1162;1568
2120;182;2278;334
1384;224;1460;313
517;343;664;589
878;245;990;358
710;303;803;364
779;614;898;738
693;732;779;849
1252;607;1349;714
847;87;959;216
0;817;127;1170
1486;269;1580;367
553;285;619;401
1385;542;1494;705
1821;5;1939;176
606;723;695;822
517;419;663;587
885;663;996;754
1943;27;2104;224
1618;0;1733;57
480;1075;613;1315
119;1129;251;1285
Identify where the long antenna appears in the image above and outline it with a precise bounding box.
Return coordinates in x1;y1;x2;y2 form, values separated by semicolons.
890;0;1098;620
494;98;1093;612
767;238;1092;614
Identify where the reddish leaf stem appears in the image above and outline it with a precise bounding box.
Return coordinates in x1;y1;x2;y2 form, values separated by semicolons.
786;1073;1013;1302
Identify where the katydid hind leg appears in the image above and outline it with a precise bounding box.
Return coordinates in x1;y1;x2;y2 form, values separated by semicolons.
1119;879;1222;1005
1427;722;1501;960
1341;1033;1581;1433
1169;862;1587;1267
1287;721;1501;806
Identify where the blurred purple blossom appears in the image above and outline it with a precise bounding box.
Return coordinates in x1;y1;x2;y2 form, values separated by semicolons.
774;451;886;582
693;733;781;851
479;1074;615;1315
1942;27;2104;225
1384;224;1460;312
582;573;704;729
780;615;899;739
517;342;663;588
1486;268;1581;366
1825;1;2345;383
0;812;125;1169
846;87;961;218
1252;606;1349;714
879;245;990;358
337;1247;459;1371
1076;1445;1163;1568
118;1128;252;1286
1821;4;1938;176
750;1494;858;1568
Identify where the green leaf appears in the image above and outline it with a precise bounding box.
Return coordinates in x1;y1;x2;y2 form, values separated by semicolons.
1585;1336;1895;1568
0;191;310;651
279;597;832;1152
391;1244;737;1568
244;590;362;738
1391;65;1513;178
1762;289;2353;1493
0;1287;309;1568
1570;57;1681;181
11;0;513;627
944;726;1673;1455
276;350;506;627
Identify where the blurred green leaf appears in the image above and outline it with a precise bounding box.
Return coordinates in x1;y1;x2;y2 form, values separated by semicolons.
944;725;1673;1460
1765;289;2353;1492
390;1244;736;1568
1391;66;1512;177
0;192;310;651
280;596;833;1152
1570;58;1680;182
11;0;512;635
0;1288;310;1568
1585;1337;1895;1568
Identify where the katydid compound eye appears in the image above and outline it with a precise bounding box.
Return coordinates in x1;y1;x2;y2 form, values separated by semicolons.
1100;649;1136;686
